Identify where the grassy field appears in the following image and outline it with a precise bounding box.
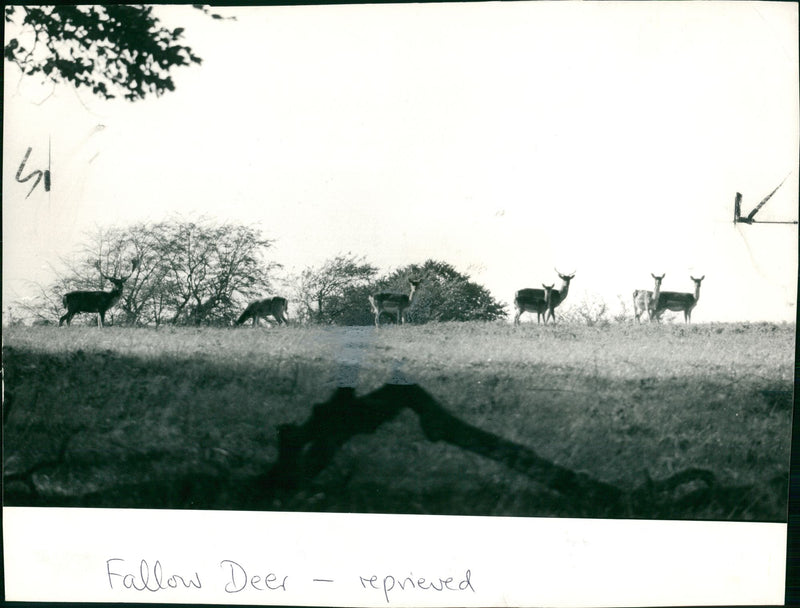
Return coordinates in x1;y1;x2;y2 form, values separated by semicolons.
2;321;794;521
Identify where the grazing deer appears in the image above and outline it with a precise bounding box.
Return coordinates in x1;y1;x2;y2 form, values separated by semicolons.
513;270;575;325
632;289;654;323
369;279;422;326
59;260;138;327
651;274;705;323
236;297;289;326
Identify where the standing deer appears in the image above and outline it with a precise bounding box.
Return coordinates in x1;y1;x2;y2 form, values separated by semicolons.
542;283;555;319
59;260;138;327
651;273;705;323
513;287;549;325
513;270;575;325
369;279;422;326
545;271;576;324
235;297;289;326
632;289;654;323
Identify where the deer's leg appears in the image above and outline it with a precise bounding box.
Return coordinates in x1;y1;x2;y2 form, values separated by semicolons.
98;312;105;327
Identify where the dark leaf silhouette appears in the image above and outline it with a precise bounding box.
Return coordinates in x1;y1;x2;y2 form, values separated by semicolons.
4;5;208;101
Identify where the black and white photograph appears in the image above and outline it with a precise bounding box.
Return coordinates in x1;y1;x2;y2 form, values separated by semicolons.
2;2;796;605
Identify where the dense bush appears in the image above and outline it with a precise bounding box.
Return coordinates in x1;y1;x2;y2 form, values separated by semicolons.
370;260;507;325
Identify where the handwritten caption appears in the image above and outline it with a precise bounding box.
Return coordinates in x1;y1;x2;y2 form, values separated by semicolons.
106;558;474;604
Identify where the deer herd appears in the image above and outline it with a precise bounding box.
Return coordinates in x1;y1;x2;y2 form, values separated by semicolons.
631;274;705;324
57;262;705;328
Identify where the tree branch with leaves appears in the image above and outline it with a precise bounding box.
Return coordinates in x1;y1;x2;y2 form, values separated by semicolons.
4;5;231;101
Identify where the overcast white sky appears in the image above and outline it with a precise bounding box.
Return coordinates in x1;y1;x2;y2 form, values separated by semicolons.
3;2;798;322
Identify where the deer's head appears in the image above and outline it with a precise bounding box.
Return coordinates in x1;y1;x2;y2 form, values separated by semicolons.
555;269;576;283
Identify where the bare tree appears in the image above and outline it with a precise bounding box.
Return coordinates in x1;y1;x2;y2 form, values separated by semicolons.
297;254;378;324
157;221;276;325
22;219;278;326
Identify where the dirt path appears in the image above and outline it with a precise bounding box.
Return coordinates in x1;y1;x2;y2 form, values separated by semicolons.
310;326;415;387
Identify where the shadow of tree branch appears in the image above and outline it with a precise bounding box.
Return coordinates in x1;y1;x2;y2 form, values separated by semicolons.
256;384;719;518
4;383;783;521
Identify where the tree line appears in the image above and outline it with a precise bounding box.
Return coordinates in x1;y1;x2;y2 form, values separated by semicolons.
17;219;507;327
297;255;506;326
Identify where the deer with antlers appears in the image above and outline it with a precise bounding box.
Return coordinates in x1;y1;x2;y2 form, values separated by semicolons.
650;273;705;323
514;270;576;325
59;259;139;327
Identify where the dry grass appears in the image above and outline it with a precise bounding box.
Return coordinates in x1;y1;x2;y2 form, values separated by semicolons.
3;321;793;520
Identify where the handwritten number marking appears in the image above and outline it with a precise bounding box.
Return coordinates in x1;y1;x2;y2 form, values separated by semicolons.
15;146;51;199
